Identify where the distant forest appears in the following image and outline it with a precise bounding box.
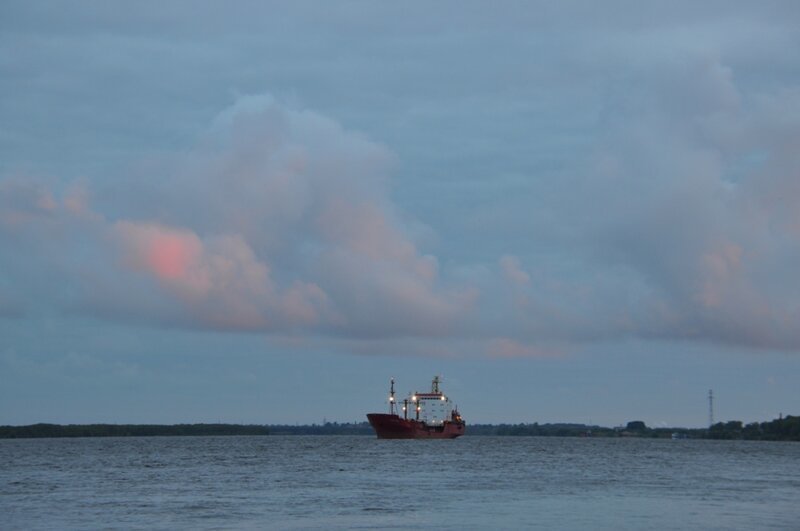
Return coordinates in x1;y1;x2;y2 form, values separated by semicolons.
467;415;800;441
0;423;271;438
1;415;798;440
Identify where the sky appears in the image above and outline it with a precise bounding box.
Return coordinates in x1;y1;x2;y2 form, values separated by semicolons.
2;1;799;428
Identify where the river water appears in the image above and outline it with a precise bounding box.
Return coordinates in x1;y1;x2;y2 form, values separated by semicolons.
1;435;798;529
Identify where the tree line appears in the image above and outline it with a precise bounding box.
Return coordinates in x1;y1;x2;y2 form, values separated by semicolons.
468;415;800;441
2;416;797;440
0;423;270;438
707;415;799;441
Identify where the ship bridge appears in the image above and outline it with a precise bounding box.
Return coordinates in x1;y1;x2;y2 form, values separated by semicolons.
409;376;454;426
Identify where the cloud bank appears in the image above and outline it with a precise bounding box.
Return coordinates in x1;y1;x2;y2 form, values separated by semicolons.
482;56;800;351
0;96;470;338
2;4;800;356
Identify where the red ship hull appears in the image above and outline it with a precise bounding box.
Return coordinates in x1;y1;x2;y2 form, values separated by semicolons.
367;413;465;439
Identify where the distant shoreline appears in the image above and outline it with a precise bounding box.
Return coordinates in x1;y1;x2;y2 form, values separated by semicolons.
1;416;797;440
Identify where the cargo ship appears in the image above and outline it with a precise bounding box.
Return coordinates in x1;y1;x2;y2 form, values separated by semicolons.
367;376;465;439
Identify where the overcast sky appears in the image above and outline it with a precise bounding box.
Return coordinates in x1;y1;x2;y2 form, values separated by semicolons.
2;1;799;427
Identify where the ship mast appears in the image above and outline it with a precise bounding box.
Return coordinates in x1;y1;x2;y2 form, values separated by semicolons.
432;375;440;394
389;378;396;415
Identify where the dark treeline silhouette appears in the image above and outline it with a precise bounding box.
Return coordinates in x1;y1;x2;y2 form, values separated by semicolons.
2;416;797;440
0;423;270;438
467;421;669;438
468;416;800;441
707;415;800;441
266;422;373;435
0;422;372;439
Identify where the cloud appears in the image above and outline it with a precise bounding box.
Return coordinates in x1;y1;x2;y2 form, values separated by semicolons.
0;96;472;337
111;220;329;331
440;52;800;353
2;7;800;355
114;222;207;288
0;180;57;228
499;255;530;286
563;57;800;349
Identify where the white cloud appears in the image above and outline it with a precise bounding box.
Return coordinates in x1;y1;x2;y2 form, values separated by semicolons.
2;3;800;354
0;96;473;337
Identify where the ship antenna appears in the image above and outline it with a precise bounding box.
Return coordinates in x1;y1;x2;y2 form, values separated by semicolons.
389;378;396;415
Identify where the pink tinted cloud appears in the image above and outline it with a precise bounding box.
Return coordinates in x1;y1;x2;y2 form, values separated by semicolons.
312;194;469;335
199;96;473;336
114;221;209;295
316;246;468;337
111;221;329;330
317;198;423;270
147;232;198;281
7;90;798;351
127;95;466;335
0;97;467;338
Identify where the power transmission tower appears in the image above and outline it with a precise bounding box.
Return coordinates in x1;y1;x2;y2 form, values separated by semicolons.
708;389;714;427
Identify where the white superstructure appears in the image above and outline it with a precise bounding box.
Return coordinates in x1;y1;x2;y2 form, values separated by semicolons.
409;376;454;426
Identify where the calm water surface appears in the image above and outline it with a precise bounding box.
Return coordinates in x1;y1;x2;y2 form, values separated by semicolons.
1;435;798;529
